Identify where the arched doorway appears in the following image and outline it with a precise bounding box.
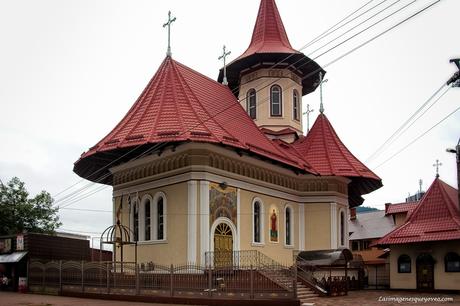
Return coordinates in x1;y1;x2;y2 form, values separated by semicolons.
416;253;434;290
213;222;233;267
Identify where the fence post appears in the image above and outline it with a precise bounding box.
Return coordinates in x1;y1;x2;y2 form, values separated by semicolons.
208;265;212;297
59;260;62;294
81;261;84;293
135;263;140;295
250;264;254;299
106;262;110;294
170;264;174;297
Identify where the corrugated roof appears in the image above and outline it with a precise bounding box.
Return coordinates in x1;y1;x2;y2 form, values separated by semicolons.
376;178;460;245
74;56;316;183
349;210;395;240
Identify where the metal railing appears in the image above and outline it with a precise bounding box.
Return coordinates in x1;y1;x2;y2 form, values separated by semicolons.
28;256;296;300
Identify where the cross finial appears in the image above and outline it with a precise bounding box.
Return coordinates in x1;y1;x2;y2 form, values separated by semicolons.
163;11;176;57
433;159;442;178
319;72;328;114
303;104;314;133
218;45;231;86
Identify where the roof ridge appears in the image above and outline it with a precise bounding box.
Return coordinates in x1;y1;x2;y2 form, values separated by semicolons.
169;60;187;137
148;58;170;142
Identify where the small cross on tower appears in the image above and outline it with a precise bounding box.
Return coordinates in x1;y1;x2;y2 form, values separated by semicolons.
218;45;231;86
433;159;442;178
319;72;328;114
303;104;314;133
163;11;176;57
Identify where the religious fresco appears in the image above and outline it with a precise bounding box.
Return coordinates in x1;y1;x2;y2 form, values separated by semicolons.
209;183;237;227
269;206;279;243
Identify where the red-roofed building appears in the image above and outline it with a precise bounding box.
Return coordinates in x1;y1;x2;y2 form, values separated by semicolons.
375;178;460;291
73;0;381;273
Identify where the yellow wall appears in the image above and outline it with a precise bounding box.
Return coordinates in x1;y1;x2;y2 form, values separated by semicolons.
238;71;303;135
305;203;331;250
389;241;460;290
114;182;189;265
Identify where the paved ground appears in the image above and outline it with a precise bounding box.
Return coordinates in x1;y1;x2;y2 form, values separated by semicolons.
311;290;460;306
0;291;196;306
0;290;459;306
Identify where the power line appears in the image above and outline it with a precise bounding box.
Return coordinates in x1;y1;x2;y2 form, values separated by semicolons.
374;103;459;170
366;83;447;162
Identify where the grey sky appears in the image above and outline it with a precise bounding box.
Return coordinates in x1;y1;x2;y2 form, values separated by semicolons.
0;0;459;237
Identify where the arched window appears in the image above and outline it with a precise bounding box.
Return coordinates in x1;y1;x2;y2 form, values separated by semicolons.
445;252;460;272
270;85;282;117
340;211;345;246
398;255;411;273
253;201;261;243
144;198;151;241
247;89;257;119
157;196;164;240
132;199;139;242
293;90;300;121
285;206;293;246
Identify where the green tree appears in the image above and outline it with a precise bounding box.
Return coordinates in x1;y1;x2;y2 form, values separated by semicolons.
0;177;61;235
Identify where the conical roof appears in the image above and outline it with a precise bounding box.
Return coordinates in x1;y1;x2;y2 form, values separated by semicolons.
292;113;382;206
74;56;315;184
218;0;324;97
376;178;460;245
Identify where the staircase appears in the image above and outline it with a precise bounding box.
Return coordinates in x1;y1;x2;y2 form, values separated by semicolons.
297;281;319;305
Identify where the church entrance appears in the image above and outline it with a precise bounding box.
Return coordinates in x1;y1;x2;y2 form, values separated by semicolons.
213;223;233;268
416;253;434;291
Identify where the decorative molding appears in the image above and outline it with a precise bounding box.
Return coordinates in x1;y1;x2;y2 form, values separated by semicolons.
330;202;338;249
187;180;197;263
299;204;305;251
199;181;210;266
240;68;302;86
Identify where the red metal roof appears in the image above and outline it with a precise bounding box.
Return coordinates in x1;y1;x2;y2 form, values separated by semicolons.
236;0;299;59
74;56;315;183
218;0;324;97
385;202;418;215
376;178;460;245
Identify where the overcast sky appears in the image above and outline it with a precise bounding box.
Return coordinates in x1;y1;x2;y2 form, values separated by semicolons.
1;0;459;239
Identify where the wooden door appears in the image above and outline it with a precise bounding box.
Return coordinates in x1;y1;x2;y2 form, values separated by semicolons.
214;223;233;268
416;254;434;291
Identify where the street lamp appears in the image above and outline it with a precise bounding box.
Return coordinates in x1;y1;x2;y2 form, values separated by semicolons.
446;138;460;206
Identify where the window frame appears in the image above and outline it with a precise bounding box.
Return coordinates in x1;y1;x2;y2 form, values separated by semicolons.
445;252;460;272
284;204;294;247
293;89;300;121
398;254;412;273
251;198;265;245
270;85;283;117
153;192;167;241
247;89;257;119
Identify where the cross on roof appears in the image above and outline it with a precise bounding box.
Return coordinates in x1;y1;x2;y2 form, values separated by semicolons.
163;11;176;57
218;45;231;86
319;72;328;114
433;159;442;178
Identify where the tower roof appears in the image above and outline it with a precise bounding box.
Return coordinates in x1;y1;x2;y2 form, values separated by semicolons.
376;178;460;245
292;114;382;206
74;56;315;184
218;0;325;97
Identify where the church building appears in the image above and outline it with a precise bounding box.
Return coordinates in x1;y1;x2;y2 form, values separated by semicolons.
74;0;381;266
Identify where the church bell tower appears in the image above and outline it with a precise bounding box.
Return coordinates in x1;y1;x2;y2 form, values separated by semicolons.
218;0;325;143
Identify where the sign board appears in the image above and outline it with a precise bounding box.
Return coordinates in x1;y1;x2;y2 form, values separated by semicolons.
16;235;24;251
0;239;12;254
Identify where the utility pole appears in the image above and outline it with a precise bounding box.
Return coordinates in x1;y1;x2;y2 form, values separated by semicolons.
447;58;460;87
446;138;460;207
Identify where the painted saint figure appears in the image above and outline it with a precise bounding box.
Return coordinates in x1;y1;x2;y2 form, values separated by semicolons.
270;209;278;242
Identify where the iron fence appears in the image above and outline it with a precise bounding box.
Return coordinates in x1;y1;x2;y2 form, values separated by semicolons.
28;256;296;300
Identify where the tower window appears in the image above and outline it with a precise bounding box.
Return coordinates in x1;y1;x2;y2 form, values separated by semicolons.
157;196;164;240
247;89;257;119
270;85;282;117
285;206;293;246
340;211;345;246
293;90;300;121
